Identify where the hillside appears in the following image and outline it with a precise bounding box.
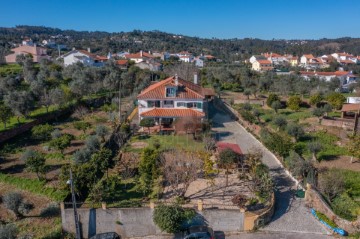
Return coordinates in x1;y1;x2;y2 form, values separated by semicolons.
1;25;360;62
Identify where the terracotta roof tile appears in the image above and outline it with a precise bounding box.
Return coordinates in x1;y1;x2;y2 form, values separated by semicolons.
125;51;154;59
341;103;360;112
140;108;205;117
257;59;272;64
137;76;208;99
116;60;128;65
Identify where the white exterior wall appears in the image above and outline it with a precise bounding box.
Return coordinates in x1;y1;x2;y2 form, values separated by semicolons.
130;58;144;63
249;56;257;64
138;99;204;117
300;56;308;65
347;97;360;104
64;52;94;66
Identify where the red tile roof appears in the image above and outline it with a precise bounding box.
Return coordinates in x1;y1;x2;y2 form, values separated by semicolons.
300;71;351;77
257;59;272;64
341;103;360;112
77;50;107;61
216;142;243;155
116;59;128;65
303;54;314;59
137;76;209;99
140;108;205;118
125;51;154;59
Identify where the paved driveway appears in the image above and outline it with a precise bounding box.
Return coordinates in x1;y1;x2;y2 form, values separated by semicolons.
211;112;330;235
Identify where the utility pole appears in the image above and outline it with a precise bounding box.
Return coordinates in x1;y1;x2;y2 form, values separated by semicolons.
68;169;81;239
119;79;122;124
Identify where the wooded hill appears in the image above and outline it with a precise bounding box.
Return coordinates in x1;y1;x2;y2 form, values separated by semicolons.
1;25;360;62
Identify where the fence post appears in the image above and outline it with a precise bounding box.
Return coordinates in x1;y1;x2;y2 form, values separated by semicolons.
197;200;203;211
101;202;107;210
149;201;155;209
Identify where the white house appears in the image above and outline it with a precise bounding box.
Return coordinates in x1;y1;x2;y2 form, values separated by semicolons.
124;51;155;63
249;55;266;64
137;75;214;129
299;71;358;86
60;49;108;67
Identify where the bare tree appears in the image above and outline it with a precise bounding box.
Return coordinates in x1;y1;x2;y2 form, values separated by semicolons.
161;150;203;197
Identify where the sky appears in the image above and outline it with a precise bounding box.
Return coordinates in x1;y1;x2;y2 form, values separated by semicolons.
1;0;360;40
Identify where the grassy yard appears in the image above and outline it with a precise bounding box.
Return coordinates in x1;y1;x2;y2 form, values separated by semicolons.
0;105;59;132
0;173;68;201
0;63;22;76
125;134;205;153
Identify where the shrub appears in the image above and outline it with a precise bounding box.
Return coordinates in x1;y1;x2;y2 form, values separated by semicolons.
2;192;31;219
239;110;255;123
49;134;74;154
287;96;301;111
203;136;216;152
31;124;54;140
96;125;109;142
0;223;18;239
73;121;91;133
307;141;323;161
326;92;346;110
266;93;280;107
332;193;359;221
272;116;287;130
153;204;196;233
309;93;323;106
315;211;337;228
241;103;252;111
85;135;100;153
271;100;282;113
51;129;62;139
286;124;304;141
20;149;46;180
231;194;247;208
140;118;155;134
120;123;131;134
260;129;293;158
73;148;92;164
318;169;345;201
40;203;60;218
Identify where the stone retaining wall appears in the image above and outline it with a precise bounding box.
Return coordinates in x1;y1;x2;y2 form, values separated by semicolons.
61;203;245;238
305;184;360;234
320;118;355;131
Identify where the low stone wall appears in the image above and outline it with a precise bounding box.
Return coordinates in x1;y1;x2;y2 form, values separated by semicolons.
321;117;355;131
61;203;245;238
243;193;275;231
305;184;359;234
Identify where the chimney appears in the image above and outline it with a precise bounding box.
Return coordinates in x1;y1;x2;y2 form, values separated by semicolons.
193;72;198;85
175;74;178;86
87;48;91;53
72;47;76;51
148;50;151;55
140;50;143;57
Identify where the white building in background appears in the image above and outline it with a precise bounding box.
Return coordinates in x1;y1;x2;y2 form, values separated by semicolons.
60;49;108;67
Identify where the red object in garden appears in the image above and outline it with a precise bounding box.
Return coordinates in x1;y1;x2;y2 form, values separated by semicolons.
216;142;243;155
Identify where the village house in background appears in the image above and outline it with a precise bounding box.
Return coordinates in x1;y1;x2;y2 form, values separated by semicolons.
5;38;51;63
59;48;109;67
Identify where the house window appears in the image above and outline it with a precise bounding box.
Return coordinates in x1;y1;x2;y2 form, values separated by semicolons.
164;100;174;105
177;102;186;107
166;87;176;97
197;102;202;109
147;101;160;107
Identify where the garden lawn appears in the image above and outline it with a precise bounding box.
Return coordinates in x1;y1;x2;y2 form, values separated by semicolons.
0;64;22;76
125;134;205;152
0;173;68;201
0;105;58;132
